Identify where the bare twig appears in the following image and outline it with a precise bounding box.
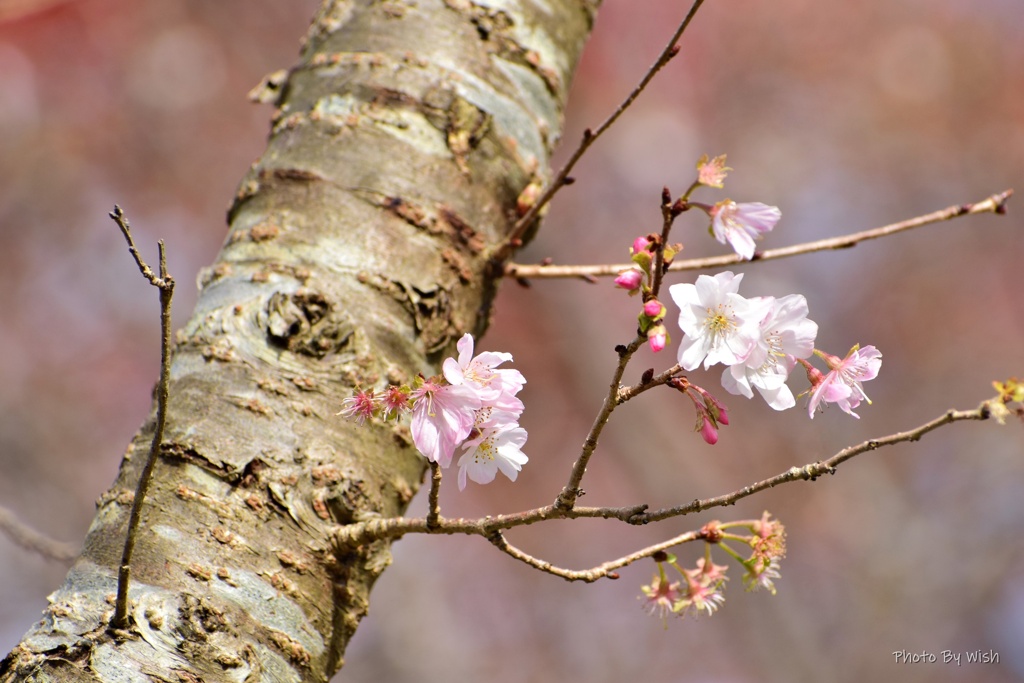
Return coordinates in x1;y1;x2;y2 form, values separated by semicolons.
0;504;77;562
554;335;647;510
487;528;701;582
634;406;991;523
109;205;175;630
505;189;1014;280
495;0;708;261
426;461;442;529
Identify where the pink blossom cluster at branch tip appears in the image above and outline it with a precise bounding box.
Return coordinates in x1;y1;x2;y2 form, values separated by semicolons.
805;345;882;419
340;333;527;490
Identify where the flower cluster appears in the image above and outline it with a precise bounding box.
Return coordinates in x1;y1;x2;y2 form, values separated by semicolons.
339;334;527;490
670;271;818;411
612;156;883;429
614;235;682;353
639;513;788;625
693;153;781;260
639;551;728;625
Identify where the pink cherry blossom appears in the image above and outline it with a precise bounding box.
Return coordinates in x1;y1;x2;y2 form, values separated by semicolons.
669;272;773;371
337;389;377;424
808;345;883;419
721;294;818;410
709;200;781;260
410;380;480;467
443;333;525;403
456;424;529;490
696;154;730;188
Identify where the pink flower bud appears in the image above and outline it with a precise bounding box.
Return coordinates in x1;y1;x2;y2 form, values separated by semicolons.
614;268;643;291
647;325;667;353
643;299;663;318
631;236;651;255
698;413;719;445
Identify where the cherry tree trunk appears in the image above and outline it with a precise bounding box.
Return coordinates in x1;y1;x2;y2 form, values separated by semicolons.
0;1;596;680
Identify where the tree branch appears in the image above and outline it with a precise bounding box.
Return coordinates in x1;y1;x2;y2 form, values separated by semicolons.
108;205;175;631
487;528;701;583
505;189;1014;280
635;406;991;523
0;504;77;562
496;0;708;260
334;403;993;562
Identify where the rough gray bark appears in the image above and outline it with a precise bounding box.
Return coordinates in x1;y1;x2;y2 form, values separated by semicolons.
0;1;597;680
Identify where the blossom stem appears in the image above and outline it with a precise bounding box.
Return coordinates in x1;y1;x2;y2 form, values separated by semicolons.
650;193;677;297
495;0;709;261
505;189;1013;280
554;335;646;510
426;460;443;529
487;528;700;583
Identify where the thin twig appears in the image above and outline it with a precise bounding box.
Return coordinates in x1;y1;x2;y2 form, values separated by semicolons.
635;407;990;523
0;504;77;562
495;0;708;261
109;206;175;630
505;189;1013;280
426;461;442;529
487;528;701;582
554;335;646;510
333;404;992;550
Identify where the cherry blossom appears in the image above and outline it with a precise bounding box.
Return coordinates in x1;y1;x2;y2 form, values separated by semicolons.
444;333;525;403
807;345;883;419
709;200;781;260
337;389;377;424
669;271;773;371
457;424;529;490
410;380;480;467
721;294;818;410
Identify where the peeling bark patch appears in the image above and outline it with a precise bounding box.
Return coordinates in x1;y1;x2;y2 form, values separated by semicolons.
446;95;492;174
291;376;317;391
265;290;355;358
239;397;274;417
267;571;299;596
176;485;234;519
96;487;135;508
268;630;311;668
250;221;281;242
442;248;473;283
216;568;238;587
201;337;237;362
438;205;484;253
244;494;265;513
312;494;330;520
185;564;213;582
276;550;311;574
311;464;343;486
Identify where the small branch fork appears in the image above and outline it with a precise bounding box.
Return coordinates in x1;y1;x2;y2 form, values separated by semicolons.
505;189;1014;281
109;205;175;631
494;0;707;261
334;404;992;582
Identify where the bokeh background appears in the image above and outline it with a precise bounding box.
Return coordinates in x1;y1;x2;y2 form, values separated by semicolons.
1;1;1022;681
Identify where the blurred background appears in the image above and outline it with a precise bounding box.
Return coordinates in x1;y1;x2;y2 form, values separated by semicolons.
1;1;1022;681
